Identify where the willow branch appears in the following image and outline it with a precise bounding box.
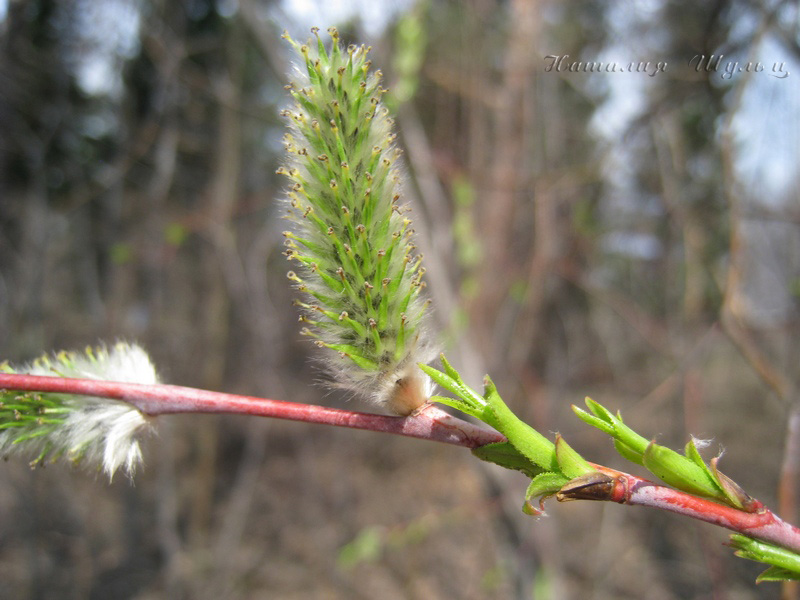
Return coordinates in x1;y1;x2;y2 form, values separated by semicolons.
6;373;800;556
559;467;800;555
0;373;505;449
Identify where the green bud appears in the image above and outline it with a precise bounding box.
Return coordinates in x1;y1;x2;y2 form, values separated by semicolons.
575;398;755;508
642;440;722;500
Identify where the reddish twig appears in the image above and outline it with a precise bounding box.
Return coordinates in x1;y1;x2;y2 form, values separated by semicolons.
559;468;800;554
0;374;505;449
6;374;800;554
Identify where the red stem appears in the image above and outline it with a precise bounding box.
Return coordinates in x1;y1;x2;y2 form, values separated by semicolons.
565;467;800;554
0;374;505;449
6;374;800;553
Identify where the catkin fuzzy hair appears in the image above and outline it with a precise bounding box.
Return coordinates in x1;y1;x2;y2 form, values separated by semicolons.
278;27;435;415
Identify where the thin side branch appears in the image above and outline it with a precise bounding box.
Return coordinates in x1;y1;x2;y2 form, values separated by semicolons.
559;468;800;554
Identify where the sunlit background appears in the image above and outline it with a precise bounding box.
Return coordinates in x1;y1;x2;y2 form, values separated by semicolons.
1;1;799;598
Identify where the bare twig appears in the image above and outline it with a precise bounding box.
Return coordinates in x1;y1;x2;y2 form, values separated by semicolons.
0;374;505;449
559;468;800;555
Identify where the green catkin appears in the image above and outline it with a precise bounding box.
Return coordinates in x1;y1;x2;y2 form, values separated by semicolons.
279;28;434;415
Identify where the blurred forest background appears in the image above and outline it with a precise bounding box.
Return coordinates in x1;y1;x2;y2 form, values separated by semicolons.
1;0;800;598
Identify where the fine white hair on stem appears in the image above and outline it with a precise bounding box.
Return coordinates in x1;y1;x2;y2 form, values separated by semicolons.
3;342;156;479
691;436;714;450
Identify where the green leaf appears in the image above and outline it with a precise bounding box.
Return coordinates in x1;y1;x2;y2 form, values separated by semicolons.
684;438;709;469
729;534;800;582
482;376;558;472
555;434;593;478
523;472;570;516
572;404;615;435
578;398;651;459
576;398;749;506
439;353;461;382
605;413;650;458
428;357;593;486
613;439;645;466
642;440;722;500
756;566;800;583
420;361;487;416
471;441;542;478
583;397;615;424
419;363;459;396
430;394;484;421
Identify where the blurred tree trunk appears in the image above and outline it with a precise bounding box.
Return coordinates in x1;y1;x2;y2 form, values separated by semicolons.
472;0;539;367
187;16;246;560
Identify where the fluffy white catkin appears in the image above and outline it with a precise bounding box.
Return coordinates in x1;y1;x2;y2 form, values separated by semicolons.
0;343;155;478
